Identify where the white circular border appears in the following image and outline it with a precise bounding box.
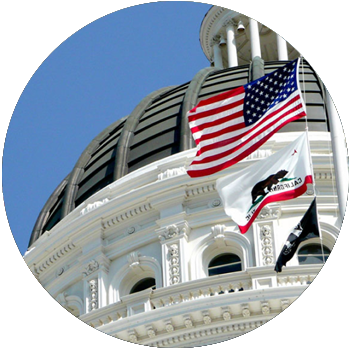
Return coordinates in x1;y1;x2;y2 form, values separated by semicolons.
1;1;349;348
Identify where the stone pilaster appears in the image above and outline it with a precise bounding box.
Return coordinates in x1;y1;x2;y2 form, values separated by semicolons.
82;254;110;313
156;221;191;287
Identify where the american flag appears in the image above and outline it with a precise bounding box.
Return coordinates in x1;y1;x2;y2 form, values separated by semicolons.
186;59;307;178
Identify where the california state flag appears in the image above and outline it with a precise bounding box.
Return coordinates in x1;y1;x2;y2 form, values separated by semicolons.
216;133;313;233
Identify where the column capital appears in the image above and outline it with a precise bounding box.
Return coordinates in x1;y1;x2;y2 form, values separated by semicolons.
81;253;110;278
156;220;191;242
210;35;221;47
223;18;235;28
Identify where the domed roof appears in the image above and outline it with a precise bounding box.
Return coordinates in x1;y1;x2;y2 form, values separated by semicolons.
29;59;327;247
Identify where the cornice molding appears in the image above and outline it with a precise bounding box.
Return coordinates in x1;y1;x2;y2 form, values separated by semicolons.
185;182;216;197
102;202;153;230
34;241;76;276
200;6;228;61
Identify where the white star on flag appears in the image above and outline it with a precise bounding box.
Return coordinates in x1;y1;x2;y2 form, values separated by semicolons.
186;58;307;178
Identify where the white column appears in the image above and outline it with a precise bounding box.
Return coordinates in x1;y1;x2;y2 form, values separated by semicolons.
249;18;261;59
277;34;288;60
326;90;349;221
212;37;223;69
226;21;238;67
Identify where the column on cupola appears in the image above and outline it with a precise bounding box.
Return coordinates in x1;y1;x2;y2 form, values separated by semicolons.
212;35;224;69
249;18;264;80
277;34;289;60
249;18;261;59
156;221;191;288
225;19;238;68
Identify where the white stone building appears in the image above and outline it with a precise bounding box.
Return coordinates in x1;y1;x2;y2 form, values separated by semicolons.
23;6;346;347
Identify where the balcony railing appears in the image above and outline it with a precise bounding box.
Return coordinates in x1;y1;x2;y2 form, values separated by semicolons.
151;270;252;309
80;264;321;329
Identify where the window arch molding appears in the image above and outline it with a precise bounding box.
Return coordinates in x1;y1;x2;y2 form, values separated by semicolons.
108;253;162;303
297;222;338;253
318;221;339;246
190;227;253;280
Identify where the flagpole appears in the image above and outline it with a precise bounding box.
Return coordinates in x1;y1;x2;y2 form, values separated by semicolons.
300;56;326;264
300;56;316;194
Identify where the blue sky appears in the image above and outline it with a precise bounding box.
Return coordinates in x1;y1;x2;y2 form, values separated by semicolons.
2;2;212;255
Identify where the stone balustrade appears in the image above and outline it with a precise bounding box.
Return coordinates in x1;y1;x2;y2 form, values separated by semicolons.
80;264;321;329
151;271;252;309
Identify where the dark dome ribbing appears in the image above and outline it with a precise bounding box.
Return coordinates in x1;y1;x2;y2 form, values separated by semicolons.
29;60;328;247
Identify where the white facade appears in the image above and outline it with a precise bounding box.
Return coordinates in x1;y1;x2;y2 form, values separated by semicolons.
24;131;339;346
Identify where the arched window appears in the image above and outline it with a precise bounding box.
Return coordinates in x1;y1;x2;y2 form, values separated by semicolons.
298;243;331;265
130;277;156;294
208;253;242;276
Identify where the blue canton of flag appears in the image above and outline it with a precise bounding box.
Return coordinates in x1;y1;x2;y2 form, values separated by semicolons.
243;60;299;126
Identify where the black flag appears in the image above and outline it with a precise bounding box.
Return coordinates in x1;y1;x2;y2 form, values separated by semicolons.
275;198;320;273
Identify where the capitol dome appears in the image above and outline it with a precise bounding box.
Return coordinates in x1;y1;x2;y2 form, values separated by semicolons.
28;9;329;247
24;5;347;347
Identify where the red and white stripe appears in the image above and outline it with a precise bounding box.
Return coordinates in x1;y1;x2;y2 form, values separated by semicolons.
186;86;306;178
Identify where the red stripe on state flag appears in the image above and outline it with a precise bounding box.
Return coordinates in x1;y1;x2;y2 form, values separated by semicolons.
216;133;313;235
238;175;313;234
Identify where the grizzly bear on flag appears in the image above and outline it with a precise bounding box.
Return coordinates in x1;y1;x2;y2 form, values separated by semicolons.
251;170;288;204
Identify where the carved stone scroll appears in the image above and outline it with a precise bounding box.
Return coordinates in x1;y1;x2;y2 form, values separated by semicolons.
260;225;275;265
168;243;181;285
89;278;98;311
